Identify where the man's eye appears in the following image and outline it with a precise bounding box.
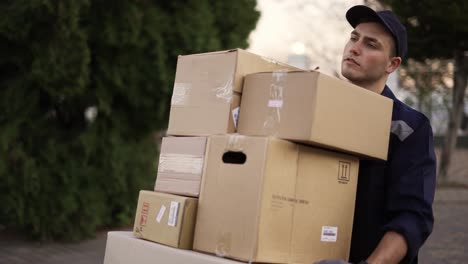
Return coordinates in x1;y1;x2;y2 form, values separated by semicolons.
367;43;377;48
350;36;358;41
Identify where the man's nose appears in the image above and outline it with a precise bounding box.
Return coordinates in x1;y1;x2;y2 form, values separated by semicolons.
349;41;361;55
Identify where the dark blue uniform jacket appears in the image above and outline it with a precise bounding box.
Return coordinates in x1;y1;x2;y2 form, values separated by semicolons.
349;86;437;264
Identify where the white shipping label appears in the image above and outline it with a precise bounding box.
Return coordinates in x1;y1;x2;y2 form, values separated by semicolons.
167;201;179;227
156;205;166;223
321;226;338;242
232;107;240;128
268;99;283;108
158;154;204;175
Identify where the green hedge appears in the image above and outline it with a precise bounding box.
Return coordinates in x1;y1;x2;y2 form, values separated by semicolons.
0;0;259;241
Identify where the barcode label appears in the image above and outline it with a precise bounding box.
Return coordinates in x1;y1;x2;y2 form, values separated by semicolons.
321;226;338;242
168;201;179;227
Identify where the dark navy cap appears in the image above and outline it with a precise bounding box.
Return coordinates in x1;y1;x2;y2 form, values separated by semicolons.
346;5;408;59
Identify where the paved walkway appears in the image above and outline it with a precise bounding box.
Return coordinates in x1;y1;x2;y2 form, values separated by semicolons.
1;187;467;264
419;187;468;264
0;229;110;264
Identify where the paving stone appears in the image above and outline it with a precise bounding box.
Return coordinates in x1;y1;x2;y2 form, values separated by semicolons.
1;188;468;264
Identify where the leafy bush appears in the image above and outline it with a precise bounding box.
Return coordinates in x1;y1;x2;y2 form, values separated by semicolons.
0;0;259;240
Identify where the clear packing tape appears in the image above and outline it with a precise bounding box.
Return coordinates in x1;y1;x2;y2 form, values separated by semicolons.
226;134;245;152
215;231;232;258
214;226;256;264
213;77;235;104
158;153;204;175
171;83;191;106
263;70;287;136
214;235;257;264
171;68;236;106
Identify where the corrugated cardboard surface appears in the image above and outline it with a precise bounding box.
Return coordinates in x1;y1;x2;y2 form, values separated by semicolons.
193;135;359;263
167;49;298;136
133;191;197;249
194;135;297;263
237;71;393;160
290;146;359;263
104;232;244;264
155;137;208;197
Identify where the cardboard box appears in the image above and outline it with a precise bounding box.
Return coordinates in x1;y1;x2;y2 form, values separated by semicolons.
167;49;298;136
193;135;359;263
237;71;393;160
104;231;244;264
155;136;207;197
134;191;197;249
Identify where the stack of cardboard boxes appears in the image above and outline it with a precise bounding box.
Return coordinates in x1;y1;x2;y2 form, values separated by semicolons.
103;49;393;264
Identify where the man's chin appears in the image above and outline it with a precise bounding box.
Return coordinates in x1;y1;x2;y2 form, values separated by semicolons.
341;69;357;81
342;72;365;85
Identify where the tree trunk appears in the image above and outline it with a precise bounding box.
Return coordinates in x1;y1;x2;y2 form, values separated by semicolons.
438;50;468;183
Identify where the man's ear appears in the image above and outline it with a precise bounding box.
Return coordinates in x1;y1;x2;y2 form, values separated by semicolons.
386;57;402;74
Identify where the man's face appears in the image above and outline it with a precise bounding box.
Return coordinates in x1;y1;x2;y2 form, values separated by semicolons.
341;22;396;86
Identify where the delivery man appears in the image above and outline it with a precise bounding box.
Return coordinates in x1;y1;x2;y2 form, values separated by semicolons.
316;5;437;264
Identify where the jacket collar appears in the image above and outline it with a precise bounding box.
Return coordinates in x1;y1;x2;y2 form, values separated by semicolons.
381;85;398;101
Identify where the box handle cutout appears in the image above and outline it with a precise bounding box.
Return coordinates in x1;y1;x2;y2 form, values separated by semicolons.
222;151;246;164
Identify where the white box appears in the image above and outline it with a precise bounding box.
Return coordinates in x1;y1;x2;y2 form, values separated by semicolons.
103;231;244;264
